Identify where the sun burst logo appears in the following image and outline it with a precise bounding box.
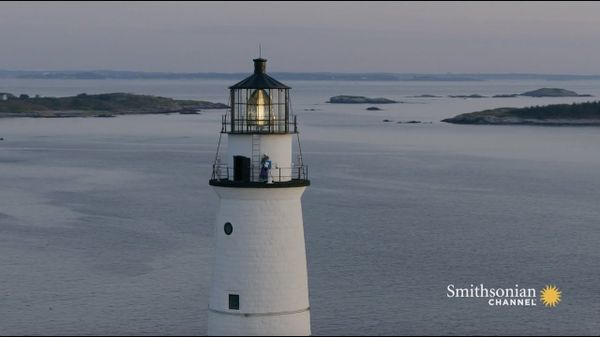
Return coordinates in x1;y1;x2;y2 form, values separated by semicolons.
540;285;561;307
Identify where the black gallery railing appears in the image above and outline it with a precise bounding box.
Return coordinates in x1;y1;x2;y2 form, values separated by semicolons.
211;164;309;183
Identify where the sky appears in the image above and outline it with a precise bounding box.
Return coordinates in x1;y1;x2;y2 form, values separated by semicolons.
1;1;600;74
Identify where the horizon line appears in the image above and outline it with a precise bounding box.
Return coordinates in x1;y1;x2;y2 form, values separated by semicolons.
2;69;600;77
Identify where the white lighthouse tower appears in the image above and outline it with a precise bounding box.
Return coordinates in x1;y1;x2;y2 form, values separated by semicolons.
208;58;311;336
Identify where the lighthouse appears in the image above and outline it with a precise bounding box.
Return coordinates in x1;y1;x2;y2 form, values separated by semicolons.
208;58;311;336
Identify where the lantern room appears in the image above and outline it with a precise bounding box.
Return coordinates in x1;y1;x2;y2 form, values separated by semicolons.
210;57;308;187
223;58;296;134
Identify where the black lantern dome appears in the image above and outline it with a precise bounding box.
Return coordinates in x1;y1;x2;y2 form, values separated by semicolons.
229;58;290;90
223;59;296;134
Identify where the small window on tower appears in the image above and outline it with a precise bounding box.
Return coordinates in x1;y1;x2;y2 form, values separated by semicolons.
229;294;240;310
224;222;233;235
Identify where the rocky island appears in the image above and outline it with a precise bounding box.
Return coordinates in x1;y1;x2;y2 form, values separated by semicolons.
442;101;600;126
447;88;593;99
328;95;397;104
411;94;442;98
448;94;487;98
0;92;228;118
519;88;592;97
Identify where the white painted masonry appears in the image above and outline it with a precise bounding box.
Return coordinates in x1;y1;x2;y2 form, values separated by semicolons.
208;187;311;336
226;134;293;182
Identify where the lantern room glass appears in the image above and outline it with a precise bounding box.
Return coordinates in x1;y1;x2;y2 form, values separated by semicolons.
227;88;293;134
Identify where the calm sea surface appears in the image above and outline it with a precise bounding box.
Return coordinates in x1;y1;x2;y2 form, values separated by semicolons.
1;79;599;335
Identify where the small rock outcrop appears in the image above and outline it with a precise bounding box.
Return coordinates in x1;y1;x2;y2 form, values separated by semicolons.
328;95;397;104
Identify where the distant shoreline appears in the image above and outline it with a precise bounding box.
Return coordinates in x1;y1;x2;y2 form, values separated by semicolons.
3;70;600;82
0;110;212;119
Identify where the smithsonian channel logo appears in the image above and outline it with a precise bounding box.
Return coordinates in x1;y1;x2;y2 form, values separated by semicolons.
447;284;561;307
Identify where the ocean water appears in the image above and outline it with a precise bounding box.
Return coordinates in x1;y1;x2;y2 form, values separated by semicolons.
1;79;600;335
